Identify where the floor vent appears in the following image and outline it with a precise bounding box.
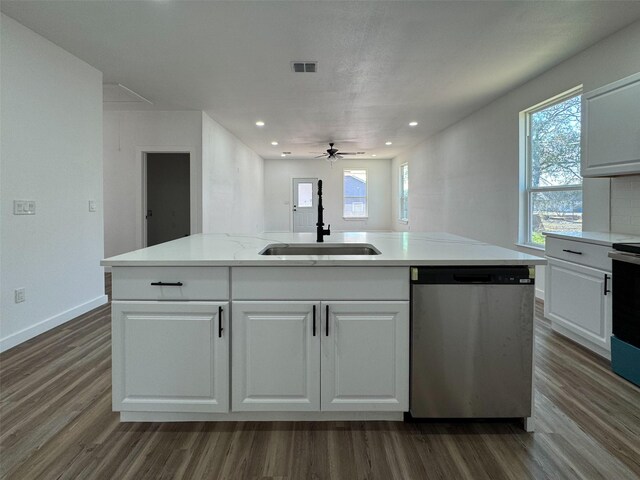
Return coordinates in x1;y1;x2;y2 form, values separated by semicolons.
292;61;317;73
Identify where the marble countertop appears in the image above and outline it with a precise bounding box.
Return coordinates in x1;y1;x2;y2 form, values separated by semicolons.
102;232;545;267
543;231;640;247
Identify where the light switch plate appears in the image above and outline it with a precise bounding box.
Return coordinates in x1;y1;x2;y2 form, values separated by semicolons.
89;200;97;212
15;288;26;303
13;200;36;215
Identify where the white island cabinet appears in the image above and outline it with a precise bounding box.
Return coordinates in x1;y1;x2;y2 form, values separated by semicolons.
111;267;229;413
231;267;409;414
102;232;545;423
231;301;409;412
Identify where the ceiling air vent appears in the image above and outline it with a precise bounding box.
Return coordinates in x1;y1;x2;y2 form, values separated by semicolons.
292;61;317;73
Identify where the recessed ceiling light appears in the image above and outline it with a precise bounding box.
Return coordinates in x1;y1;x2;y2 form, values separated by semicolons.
371;154;377;157
256;121;265;127
281;153;286;157
409;122;418;127
385;141;393;146
271;141;278;146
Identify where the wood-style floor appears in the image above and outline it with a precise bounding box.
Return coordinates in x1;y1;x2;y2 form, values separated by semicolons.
1;278;639;480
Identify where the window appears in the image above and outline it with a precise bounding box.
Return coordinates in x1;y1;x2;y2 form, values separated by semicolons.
521;88;582;247
343;169;367;218
399;163;408;222
297;182;313;207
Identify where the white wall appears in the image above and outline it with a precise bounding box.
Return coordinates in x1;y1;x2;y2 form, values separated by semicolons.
1;15;106;351
202;112;264;234
103;111;203;257
264;158;391;232
391;20;640;298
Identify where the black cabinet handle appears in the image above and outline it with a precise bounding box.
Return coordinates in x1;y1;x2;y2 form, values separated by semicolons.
150;281;183;287
218;306;224;337
312;305;316;336
604;274;610;296
325;305;329;336
562;249;583;255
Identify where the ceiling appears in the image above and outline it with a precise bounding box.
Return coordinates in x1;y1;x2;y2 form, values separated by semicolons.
3;1;640;160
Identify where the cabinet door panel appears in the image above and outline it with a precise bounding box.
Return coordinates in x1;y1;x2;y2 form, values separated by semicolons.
321;301;409;411
545;259;611;354
582;72;640;176
232;302;320;411
112;301;228;413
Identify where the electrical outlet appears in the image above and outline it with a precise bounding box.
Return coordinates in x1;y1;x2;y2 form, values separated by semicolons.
13;200;36;215
89;200;97;212
15;288;26;303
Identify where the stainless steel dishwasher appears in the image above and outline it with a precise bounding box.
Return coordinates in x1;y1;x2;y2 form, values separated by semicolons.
410;266;534;419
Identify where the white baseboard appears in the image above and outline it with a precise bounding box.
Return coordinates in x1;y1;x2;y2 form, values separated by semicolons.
0;294;109;353
535;287;544;301
120;410;404;423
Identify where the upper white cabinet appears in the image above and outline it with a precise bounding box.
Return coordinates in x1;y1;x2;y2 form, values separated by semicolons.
582;72;640;177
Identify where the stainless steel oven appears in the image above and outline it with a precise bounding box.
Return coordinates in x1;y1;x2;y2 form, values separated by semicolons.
609;244;640;387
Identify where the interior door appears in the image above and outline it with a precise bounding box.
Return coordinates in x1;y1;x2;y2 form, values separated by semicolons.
292;178;317;232
146;152;190;246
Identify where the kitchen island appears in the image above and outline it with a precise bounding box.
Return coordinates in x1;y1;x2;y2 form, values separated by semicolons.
102;232;544;428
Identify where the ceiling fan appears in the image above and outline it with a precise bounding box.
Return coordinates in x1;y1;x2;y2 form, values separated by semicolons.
314;143;364;163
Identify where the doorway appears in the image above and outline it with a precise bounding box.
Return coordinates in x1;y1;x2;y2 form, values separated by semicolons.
292;178;317;232
145;152;191;246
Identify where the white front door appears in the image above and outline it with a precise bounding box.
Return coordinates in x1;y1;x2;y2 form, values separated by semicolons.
292;178;317;232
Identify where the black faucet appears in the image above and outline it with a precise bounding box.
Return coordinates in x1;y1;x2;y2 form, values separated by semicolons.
316;179;331;243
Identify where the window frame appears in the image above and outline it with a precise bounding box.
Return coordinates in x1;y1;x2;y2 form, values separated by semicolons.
519;86;583;249
342;168;368;219
398;163;409;223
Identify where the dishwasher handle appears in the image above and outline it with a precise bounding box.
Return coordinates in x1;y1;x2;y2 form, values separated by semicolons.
411;266;533;285
453;274;492;283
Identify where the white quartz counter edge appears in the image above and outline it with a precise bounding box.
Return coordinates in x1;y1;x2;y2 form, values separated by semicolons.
544;231;640;247
102;232;545;267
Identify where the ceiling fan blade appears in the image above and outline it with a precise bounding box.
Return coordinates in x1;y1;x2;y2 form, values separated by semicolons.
314;154;328;158
337;152;359;155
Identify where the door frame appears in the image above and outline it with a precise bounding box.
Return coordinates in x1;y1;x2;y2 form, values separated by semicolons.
292;177;318;233
137;146;198;248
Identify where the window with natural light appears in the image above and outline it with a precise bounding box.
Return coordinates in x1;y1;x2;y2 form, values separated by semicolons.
399;163;408;222
343;169;368;218
522;89;583;247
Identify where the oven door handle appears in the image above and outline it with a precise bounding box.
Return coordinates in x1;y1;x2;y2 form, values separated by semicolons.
604;274;611;296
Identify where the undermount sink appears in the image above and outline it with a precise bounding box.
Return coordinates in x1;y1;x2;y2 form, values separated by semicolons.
259;243;381;256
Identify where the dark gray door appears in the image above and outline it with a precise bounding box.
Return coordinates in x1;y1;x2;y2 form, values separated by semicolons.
146;153;190;247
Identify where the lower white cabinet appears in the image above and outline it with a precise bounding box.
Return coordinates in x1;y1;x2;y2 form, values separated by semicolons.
545;258;612;357
231;302;320;411
112;301;229;413
322;302;409;411
232;301;409;412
